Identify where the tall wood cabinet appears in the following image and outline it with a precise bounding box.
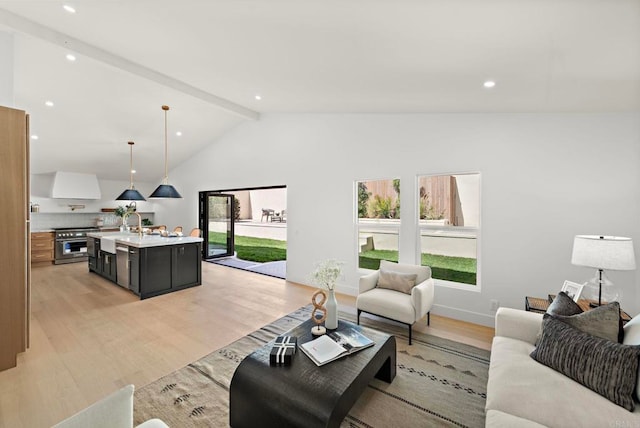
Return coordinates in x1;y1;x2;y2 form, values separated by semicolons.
0;105;30;371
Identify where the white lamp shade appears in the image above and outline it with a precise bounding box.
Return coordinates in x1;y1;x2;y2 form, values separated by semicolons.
571;235;636;271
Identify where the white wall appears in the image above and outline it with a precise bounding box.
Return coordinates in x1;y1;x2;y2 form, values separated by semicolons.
0;32;14;106
154;113;640;325
249;188;287;221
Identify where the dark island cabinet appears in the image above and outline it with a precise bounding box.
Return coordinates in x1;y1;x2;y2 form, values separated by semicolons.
172;243;201;288
88;237;100;273
88;238;116;282
131;242;202;299
138;245;173;297
89;238;202;300
101;251;117;283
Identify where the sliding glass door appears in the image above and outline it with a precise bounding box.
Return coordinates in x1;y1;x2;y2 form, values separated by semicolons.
199;192;235;259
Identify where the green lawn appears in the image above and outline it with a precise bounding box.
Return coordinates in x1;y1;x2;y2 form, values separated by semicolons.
209;232;475;285
359;249;477;285
208;232;286;263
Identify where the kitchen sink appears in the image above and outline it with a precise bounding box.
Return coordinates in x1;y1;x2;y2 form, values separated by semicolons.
100;236;118;254
100;233;159;253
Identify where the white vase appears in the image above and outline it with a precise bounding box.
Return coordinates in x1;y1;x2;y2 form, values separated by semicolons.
325;289;338;330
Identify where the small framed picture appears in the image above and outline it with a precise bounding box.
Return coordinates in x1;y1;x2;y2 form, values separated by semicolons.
561;280;584;302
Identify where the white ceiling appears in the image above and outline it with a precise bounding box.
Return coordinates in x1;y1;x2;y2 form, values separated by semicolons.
1;0;639;182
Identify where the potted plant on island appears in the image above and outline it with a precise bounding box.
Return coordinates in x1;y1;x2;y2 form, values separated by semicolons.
114;204;136;232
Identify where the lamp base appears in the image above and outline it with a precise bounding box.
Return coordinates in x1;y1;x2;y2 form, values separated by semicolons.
582;272;620;307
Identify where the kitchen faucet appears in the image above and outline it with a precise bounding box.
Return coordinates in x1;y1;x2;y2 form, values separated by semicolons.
132;212;142;239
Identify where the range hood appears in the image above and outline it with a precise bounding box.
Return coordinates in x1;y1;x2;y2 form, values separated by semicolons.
50;171;102;199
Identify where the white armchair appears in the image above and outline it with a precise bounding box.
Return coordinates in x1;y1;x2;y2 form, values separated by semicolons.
356;260;435;345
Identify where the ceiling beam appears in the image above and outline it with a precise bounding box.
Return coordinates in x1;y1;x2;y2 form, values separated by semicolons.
0;7;259;120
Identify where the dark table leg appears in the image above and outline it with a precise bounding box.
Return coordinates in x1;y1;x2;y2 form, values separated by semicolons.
375;354;396;383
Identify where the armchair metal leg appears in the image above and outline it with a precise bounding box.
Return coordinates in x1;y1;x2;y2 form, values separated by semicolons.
427;312;430;326
358;308;415;345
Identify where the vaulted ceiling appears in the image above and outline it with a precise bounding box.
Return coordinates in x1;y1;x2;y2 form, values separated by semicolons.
1;1;639;182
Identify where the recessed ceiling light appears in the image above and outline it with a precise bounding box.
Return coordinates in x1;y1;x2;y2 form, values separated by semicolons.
45;101;54;107
31;135;39;140
131;169;136;174
63;5;76;13
483;80;496;88
66;54;76;61
175;131;182;137
255;94;262;100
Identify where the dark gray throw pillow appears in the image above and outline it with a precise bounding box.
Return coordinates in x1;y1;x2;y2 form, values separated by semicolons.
531;315;640;411
541;292;624;343
535;291;584;344
547;291;583;317
553;301;621;343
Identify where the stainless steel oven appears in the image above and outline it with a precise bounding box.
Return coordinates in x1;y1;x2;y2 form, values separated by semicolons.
54;227;98;264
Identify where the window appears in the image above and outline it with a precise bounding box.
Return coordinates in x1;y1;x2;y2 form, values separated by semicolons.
356;179;400;270
417;173;480;286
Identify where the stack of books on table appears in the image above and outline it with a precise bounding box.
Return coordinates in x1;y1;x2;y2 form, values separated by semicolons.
269;336;297;366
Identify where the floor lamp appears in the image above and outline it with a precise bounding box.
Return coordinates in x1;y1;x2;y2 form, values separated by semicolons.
571;235;636;307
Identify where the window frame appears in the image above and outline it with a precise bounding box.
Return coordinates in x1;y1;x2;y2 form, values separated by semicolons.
415;172;481;292
355;177;401;273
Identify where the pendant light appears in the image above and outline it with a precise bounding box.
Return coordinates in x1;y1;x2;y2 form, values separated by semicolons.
149;105;182;198
116;141;146;201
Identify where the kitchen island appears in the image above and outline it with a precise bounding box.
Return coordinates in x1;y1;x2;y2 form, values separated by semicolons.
87;232;203;299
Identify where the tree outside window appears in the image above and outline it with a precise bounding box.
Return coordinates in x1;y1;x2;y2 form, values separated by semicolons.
356;178;400;269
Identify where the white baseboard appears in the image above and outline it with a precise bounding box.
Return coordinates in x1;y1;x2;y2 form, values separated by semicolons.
336;284;496;327
431;303;495;327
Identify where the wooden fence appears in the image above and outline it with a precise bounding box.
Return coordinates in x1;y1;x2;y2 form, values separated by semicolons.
361;176;461;225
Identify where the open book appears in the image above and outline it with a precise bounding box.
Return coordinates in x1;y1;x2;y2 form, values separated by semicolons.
300;328;374;366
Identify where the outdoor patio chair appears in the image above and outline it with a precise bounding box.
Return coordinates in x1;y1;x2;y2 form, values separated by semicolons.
271;209;286;222
356;260;434;345
261;208;274;222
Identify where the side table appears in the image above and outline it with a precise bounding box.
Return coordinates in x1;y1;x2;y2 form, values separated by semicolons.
525;295;632;324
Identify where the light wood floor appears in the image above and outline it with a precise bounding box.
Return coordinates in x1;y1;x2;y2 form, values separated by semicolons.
0;262;494;428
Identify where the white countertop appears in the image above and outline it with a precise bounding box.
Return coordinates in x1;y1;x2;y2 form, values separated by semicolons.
88;231;203;249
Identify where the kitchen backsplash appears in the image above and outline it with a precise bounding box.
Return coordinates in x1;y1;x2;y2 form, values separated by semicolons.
31;212;155;231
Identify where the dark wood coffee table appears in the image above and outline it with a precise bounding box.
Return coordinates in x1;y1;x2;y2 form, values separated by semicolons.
229;318;396;428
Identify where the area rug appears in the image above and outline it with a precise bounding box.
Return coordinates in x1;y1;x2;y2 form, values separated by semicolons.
134;306;490;427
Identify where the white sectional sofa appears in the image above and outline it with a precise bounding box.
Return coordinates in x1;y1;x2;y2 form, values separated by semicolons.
53;384;167;428
486;307;640;428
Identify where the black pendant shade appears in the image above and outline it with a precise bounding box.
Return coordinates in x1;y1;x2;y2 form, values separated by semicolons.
116;141;146;201
149;184;182;199
116;188;146;201
149;105;182;199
